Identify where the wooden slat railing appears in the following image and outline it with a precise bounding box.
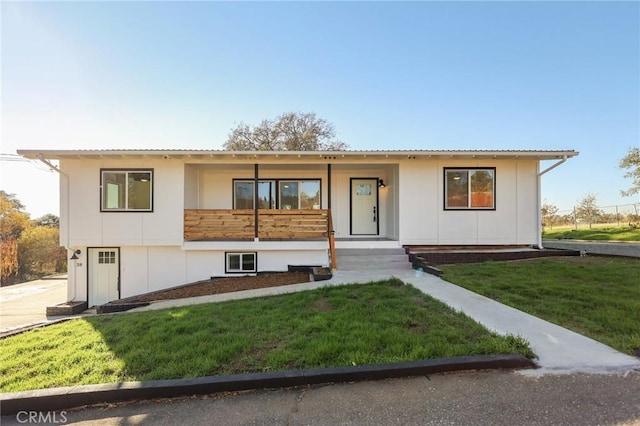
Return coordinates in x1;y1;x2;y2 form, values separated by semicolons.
258;210;328;239
184;209;330;241
184;209;254;240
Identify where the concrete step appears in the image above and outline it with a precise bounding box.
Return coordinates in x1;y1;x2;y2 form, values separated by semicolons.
334;248;412;271
338;254;409;263
335;248;406;256
338;262;413;271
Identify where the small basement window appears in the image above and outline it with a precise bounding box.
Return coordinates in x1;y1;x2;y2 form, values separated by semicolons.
226;252;257;273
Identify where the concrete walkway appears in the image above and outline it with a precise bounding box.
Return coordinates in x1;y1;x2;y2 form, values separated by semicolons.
130;269;640;376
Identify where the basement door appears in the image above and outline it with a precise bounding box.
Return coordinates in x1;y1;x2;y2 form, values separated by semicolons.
88;248;120;307
350;178;379;235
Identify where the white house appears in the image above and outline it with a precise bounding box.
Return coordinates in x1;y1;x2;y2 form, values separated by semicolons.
18;149;577;307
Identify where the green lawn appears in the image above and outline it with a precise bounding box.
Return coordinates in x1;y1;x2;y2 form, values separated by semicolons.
440;257;640;356
0;279;533;393
543;225;640;241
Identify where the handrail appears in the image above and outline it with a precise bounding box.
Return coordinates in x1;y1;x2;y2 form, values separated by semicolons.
327;209;337;270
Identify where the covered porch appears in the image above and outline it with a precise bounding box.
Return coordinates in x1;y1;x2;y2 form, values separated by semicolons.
182;160;400;247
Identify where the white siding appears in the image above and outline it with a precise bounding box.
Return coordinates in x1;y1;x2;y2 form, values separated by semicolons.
68;249;87;302
120;247;148;298
148;247;187;292
258;250;327;271
398;158;539;245
516;160;539;244
398;161;439;244
116;246;327;299
61;158;184;247
186;251;226;283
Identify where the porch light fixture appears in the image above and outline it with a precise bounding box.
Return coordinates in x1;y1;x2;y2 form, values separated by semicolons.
378;179;386;188
70;249;81;260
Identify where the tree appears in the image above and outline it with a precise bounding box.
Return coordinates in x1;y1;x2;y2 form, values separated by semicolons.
541;202;559;230
0;191;31;285
619;147;640;197
34;214;60;228
574;193;602;229
18;226;66;281
224;112;348;151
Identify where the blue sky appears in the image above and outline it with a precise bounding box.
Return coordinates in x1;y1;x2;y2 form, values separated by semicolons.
1;1;638;217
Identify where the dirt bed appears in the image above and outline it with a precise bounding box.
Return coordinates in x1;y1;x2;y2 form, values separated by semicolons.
115;272;311;304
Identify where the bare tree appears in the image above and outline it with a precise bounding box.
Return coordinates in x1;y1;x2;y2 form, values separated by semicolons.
224;112;348;151
575;194;602;229
541;202;559;230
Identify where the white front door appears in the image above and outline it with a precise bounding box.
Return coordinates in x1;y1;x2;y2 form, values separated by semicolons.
88;248;120;307
351;178;379;235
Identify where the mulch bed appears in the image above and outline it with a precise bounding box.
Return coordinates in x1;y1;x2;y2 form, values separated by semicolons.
112;272;311;304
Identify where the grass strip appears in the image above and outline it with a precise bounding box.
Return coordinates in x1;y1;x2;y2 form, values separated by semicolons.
0;279;533;393
440;257;640;356
543;225;640;241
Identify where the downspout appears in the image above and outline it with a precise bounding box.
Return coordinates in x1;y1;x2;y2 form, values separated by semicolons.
37;154;75;300
536;156;568;249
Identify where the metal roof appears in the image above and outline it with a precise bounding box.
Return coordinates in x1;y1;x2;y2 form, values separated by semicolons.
17;149;578;161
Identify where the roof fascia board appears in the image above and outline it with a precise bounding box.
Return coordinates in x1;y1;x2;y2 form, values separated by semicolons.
17;149;579;161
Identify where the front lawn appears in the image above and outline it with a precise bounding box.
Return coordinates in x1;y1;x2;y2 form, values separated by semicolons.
0;279;533;393
440;257;640;356
543;225;640;241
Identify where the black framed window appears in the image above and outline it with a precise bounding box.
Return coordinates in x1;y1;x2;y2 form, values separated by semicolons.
233;179;320;209
234;180;276;209
444;168;495;210
101;169;153;212
226;252;257;273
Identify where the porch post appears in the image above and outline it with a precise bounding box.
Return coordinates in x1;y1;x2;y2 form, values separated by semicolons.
254;163;259;240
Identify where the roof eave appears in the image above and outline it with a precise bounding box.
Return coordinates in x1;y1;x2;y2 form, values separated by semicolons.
16;149;579;161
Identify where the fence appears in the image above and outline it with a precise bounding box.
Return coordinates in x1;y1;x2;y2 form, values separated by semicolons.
545;203;639;229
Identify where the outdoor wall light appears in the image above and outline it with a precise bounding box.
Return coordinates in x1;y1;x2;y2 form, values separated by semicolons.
70;249;81;260
378;179;386;188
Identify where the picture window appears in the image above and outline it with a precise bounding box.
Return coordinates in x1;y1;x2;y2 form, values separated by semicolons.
444;168;495;210
101;169;153;212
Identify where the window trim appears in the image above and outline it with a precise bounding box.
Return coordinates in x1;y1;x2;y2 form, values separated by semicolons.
100;168;154;212
443;167;496;211
232;178;322;210
225;252;257;274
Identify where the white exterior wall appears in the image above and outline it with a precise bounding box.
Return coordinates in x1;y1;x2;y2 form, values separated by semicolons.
117;246;326;299
398;159;539;245
61;158;184;247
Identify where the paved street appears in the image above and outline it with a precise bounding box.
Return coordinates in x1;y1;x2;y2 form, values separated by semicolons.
3;370;638;425
0;276;67;333
543;240;640;258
